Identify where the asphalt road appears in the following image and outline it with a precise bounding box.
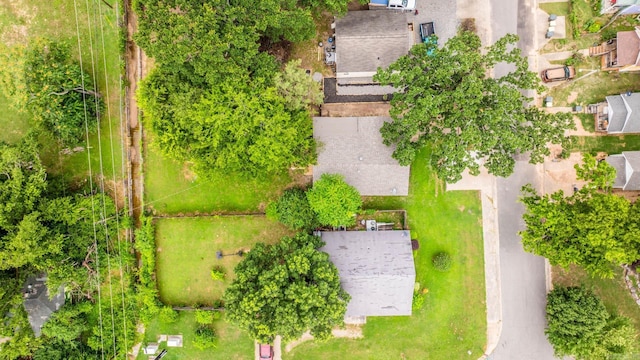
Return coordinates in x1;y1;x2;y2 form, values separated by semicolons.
488;0;558;358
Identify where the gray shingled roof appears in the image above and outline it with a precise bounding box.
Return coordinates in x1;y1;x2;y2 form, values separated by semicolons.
319;230;415;317
22;275;65;337
605;154;627;188
335;11;412;84
313;117;410;196
605;93;640;134
623;151;640;190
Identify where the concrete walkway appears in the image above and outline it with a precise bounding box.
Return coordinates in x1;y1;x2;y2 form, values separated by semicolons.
446;168;501;356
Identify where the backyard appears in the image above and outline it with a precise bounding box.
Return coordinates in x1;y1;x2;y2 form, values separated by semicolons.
154;216;294;306
135;311;254;360
144;137;299;215
0;0;124;182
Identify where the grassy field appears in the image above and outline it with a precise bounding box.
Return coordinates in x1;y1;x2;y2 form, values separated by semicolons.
135;311;254;360
154;216;294;306
285;148;487;360
0;0;124;182
553;265;640;356
570;134;640;154
144;140;297;214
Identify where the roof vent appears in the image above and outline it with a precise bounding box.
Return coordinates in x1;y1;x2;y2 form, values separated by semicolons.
358;156;364;161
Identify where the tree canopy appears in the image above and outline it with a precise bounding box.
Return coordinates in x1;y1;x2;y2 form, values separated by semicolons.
546;286;637;359
306;173;362;227
374;31;574;182
520;156;640;278
23;39;101;146
224;233;349;343
266;187;318;230
135;0;337;178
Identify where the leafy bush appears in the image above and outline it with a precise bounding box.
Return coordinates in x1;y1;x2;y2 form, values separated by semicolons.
159;306;178;324
307;173;362;227
193;326;217;350
546;287;636;359
266;187;318;230
432;252;452;271
601;28;617;42
210;266;226;281
584;19;601;33
412;290;427;311
134;216;161;323
195;309;214;325
565;52;585;67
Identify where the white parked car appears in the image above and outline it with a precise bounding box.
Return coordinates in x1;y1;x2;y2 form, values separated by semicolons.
387;0;416;10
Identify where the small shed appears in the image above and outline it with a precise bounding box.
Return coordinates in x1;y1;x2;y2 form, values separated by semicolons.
143;343;159;355
167;335;183;347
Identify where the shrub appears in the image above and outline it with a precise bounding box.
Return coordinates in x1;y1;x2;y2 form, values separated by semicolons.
195;309;214;325
212;299;224;308
210;266;226;281
193;326;217;350
266;187;318;230
432;252;452;271
307;173;362;227
412;289;428;311
158;306;178;324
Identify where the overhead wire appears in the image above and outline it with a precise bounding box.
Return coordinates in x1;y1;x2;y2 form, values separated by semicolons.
72;0;106;357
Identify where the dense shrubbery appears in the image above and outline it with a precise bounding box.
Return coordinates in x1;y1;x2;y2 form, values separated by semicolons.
193;326;217;350
266;187;318;230
134;216;161;323
546;287;637;359
306;174;362;227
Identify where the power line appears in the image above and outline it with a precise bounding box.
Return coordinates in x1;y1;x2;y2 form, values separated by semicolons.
72;0;105;357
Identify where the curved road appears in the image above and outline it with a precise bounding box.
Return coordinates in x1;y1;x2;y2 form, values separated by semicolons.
488;0;557;358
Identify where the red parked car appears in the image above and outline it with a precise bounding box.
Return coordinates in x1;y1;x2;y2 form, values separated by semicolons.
259;344;273;360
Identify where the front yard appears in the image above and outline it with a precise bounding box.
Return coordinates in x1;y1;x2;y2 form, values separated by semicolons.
285;148;487;359
155;216;294;306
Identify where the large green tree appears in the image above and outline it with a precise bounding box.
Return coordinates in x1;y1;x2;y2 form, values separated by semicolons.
136;0;323;177
224;233;349;342
374;31;574;182
307;173;362;227
546;286;636;359
24;39;101;146
520;156;640;278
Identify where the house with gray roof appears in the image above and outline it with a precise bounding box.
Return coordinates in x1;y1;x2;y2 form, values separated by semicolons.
319;230;415;321
334;11;413;95
601;92;640;134
22;275;65;337
605;151;640;190
313;116;410;196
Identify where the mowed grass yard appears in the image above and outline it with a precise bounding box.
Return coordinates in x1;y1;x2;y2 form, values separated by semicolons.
135;311;254;360
285;148;487;360
144;138;296;214
0;0;123;181
155;216;294;306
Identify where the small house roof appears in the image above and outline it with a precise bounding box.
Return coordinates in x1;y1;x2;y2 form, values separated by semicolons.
22;275;65;337
335;11;412;75
605;151;640;190
313;117;410;196
616;28;640;66
605;154;627;188
320;230;415;317
606;92;640;133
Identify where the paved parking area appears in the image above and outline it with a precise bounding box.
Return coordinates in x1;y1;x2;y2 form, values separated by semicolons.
410;0;458;45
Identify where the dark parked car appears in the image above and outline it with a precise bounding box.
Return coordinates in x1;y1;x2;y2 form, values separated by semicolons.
259;344;273;360
541;65;576;82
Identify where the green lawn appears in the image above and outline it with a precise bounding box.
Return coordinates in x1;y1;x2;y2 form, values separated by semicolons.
553;265;640;356
285;148;487;360
570;134;640;154
144;140;296;214
0;0;124;182
154;216;294;306
136;311;254;360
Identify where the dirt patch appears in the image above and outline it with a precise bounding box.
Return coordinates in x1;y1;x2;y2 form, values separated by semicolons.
460;18;476;33
613;189;640;203
286;168;313;189
1;25;28;46
567;91;579;104
285;326;363;352
182;161;197;182
102;176;127;211
321;102;391;117
259;37;293;64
